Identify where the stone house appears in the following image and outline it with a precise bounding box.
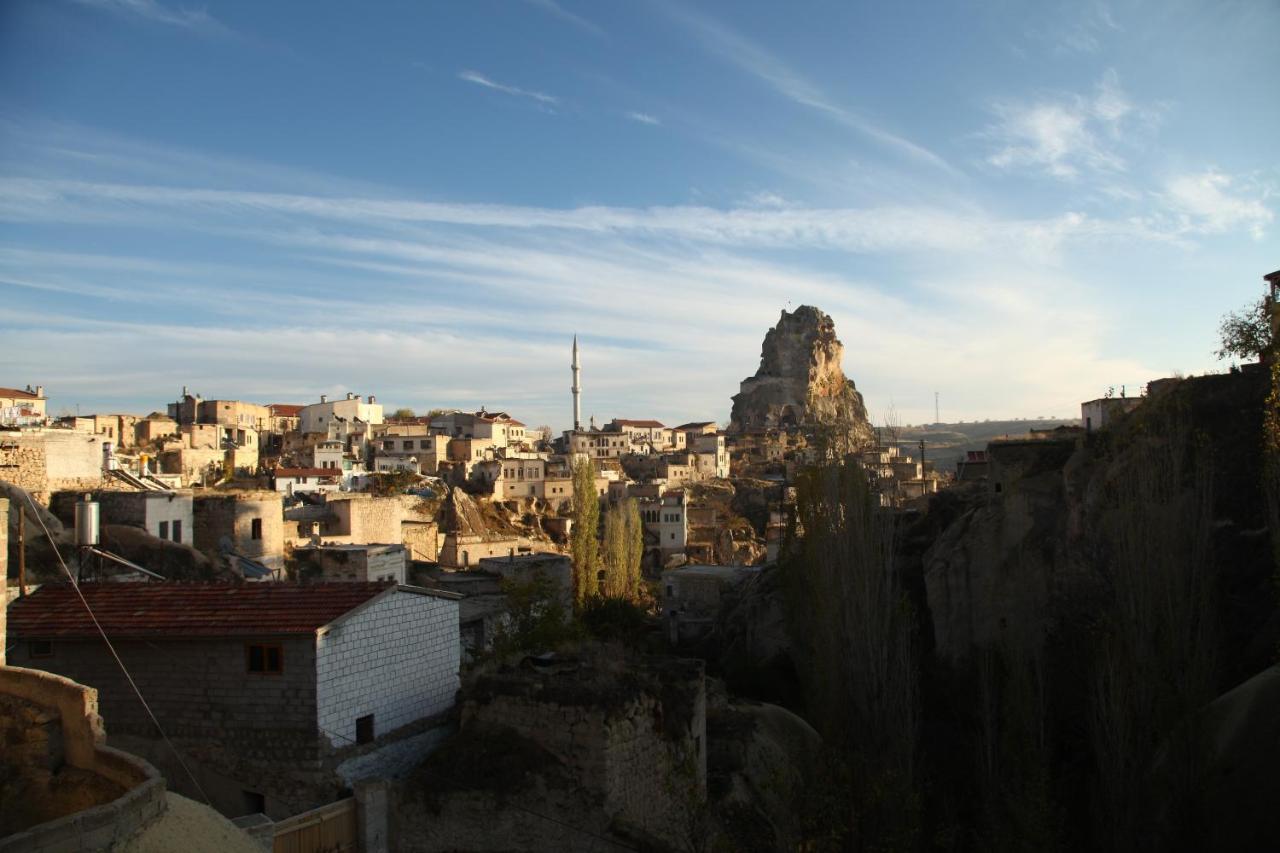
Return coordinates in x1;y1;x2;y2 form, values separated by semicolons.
372;426;448;474
429;409;528;447
51;489;194;547
272;467;343;496
604;418;673;453
134;414;178;447
0;428;108;504
193;491;285;573
661;564;761;644
1080;395;1142;433
7;581;461;820
691;432;730;478
641;490;688;564
0;384;46;426
293;543;407;584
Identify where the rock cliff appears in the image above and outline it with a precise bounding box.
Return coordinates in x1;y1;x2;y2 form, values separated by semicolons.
729;306;874;446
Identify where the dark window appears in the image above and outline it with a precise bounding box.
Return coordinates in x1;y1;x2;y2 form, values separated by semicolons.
242;790;265;815
171;520;182;542
158;520;169;539
356;714;375;745
29;639;53;658
246;643;283;674
251;518;263;540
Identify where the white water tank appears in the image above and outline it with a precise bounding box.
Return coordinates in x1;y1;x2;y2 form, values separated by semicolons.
74;496;100;547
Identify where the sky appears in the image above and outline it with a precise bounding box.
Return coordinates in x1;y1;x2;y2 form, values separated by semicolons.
1;0;1276;431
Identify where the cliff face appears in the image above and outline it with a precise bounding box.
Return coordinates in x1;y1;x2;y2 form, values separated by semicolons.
729;306;874;446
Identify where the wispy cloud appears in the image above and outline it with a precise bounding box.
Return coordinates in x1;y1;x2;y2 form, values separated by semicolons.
1157;169;1274;239
985;70;1137;180
71;0;231;35
663;5;958;176
625;111;661;126
457;70;559;106
521;0;604;37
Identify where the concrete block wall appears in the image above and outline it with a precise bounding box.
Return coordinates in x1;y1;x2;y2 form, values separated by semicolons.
5;636;322;815
316;591;459;747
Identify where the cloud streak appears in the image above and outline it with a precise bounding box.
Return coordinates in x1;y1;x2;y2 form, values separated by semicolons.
71;0;231;35
665;5;958;176
457;70;559;105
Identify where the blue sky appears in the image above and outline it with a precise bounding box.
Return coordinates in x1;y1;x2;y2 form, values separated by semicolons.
1;0;1276;430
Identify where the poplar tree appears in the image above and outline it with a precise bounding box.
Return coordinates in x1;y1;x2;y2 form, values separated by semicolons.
570;457;600;606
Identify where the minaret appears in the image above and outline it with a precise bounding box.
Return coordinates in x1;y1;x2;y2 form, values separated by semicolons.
571;334;582;431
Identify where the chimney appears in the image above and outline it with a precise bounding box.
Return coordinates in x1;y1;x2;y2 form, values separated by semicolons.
368;395;376;404
181;385;188;398
320;394;328;404
35;385;44;398
347;392;355;401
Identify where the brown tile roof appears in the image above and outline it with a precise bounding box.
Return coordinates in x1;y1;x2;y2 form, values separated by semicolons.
673;421;715;430
0;387;41;400
269;404;304;417
612;419;666;428
7;582;394;638
275;467;343;478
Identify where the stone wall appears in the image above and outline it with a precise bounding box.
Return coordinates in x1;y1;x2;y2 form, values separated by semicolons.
1;497;6;666
459;657;707;848
0;430;106;504
0;666;167;850
5;636;322;818
193;491;284;571
316;590;459;748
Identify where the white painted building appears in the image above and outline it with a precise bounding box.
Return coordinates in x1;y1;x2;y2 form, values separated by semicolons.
316;586;461;746
300;393;384;436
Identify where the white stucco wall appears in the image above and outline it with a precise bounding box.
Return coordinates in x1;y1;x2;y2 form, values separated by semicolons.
315;589;459;747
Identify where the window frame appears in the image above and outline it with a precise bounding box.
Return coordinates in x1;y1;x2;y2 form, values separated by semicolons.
245;642;284;675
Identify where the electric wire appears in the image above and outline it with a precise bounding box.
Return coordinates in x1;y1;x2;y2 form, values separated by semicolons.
20;491;214;807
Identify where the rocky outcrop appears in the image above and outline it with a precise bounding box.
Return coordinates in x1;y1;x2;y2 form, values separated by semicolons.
729;306;874;446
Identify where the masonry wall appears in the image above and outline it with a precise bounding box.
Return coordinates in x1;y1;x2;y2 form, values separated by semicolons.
316;591;459;748
5;635;323;819
460;667;706;848
0;431;106;504
193;492;284;570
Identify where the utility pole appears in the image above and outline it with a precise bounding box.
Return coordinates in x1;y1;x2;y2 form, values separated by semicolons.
919;439;926;479
17;504;26;596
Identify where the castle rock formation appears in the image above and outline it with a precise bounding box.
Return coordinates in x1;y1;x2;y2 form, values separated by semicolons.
728;306;874;446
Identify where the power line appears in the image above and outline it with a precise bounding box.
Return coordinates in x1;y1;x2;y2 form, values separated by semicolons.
19;491;213;807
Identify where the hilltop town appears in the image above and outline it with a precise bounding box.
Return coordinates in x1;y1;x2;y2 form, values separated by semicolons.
3;272;1279;852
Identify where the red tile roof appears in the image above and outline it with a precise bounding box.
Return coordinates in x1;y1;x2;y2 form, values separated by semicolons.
0;387;41;400
275;467;343;478
8;582;394;638
269;404;304;416
673;421;716;430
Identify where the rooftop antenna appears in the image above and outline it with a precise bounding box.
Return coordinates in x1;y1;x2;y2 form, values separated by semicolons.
934;391;940;424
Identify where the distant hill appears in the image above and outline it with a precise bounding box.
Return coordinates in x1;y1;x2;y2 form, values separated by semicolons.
893;418;1082;473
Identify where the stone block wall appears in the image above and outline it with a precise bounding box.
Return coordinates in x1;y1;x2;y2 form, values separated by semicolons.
193;492;284;570
6;636;321;816
0;431;106;504
461;659;707;848
0;666;167;851
316;590;459;748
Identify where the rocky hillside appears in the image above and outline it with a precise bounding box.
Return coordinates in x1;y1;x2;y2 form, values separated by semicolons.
728;306;874;446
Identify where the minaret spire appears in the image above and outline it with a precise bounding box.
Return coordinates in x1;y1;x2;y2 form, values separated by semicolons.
571;334;582;431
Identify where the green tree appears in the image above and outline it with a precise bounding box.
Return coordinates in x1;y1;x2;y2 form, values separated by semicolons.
487;572;579;659
624;497;645;599
391;407;416;420
1215;297;1273;361
599;497;645;600
570;456;600;606
784;458;919;850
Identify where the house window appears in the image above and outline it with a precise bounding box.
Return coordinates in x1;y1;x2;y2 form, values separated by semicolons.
29;639;53;658
241;790;266;815
356;714;375;745
246;643;283;674
158;520;169;540
251;518;263;539
172;520;182;542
